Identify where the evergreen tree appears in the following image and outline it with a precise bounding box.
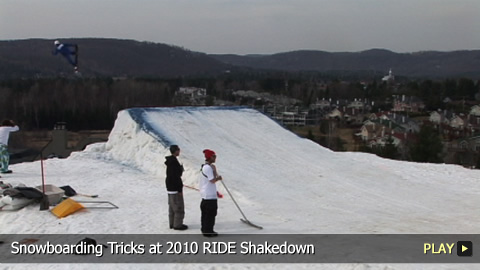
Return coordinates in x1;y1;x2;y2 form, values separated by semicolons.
409;125;443;163
306;129;315;141
381;136;399;159
205;96;215;106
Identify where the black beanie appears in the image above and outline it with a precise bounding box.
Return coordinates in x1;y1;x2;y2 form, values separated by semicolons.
170;145;180;154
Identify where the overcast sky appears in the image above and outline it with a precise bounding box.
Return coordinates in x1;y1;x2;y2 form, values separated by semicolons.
1;0;479;55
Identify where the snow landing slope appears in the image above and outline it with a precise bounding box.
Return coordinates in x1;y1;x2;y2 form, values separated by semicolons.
104;106;480;234
2;106;480;270
2;106;480;236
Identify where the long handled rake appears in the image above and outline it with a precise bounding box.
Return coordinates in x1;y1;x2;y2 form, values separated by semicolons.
220;180;262;229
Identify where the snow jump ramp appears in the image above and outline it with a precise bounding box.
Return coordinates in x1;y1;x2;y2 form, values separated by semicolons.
104;106;480;233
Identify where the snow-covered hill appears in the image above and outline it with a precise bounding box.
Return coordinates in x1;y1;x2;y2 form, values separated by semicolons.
106;107;480;234
2;106;480;269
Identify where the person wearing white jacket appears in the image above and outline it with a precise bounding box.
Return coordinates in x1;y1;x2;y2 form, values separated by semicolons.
199;149;222;237
0;120;19;173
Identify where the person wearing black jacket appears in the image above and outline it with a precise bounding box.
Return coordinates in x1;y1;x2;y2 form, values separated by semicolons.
165;145;188;230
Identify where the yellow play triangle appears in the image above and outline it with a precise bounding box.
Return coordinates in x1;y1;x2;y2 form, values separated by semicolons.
462;245;468;252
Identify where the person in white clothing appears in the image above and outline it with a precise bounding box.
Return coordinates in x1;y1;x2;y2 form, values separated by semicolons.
0;120;19;174
199;149;222;237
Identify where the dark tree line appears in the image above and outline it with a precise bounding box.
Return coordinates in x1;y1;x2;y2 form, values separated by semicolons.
400;78;479;111
1;75;478;131
0;78;176;130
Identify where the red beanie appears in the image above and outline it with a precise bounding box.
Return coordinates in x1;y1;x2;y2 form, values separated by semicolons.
203;149;216;160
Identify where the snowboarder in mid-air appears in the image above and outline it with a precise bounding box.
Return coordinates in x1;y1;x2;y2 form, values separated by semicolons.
53;40;79;72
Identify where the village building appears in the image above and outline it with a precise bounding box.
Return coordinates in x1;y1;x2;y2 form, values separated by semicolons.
175;87;207;105
470;105;480;117
382;69;395;83
392;95;425;113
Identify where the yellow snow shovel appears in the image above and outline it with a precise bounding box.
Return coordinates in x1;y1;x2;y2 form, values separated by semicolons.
51;198;119;218
51;198;84;218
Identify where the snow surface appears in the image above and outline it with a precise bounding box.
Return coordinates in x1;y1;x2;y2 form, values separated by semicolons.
1;106;480;269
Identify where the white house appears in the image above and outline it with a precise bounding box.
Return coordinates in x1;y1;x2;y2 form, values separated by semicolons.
368;134;402;148
347;99;365;109
358;125;375;141
393;96;425;112
470;105;480;117
450;115;465;129
275;111;307;126
311;98;331;109
382;69;395;82
430;110;457;126
429;111;443;124
177;87;207;97
327;108;343;119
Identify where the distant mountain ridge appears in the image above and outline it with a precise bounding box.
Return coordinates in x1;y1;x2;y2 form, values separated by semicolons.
0;38;479;79
210;49;480;78
0;38;229;78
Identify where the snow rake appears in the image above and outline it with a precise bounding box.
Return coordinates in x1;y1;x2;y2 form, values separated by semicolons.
220;180;263;229
184;184;224;198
